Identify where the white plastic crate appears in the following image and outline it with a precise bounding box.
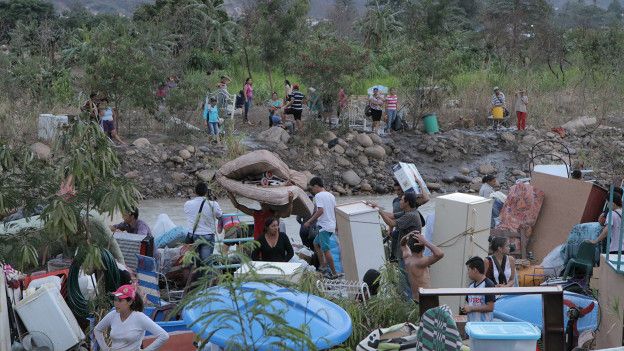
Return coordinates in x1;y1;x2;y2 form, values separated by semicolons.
466;322;540;351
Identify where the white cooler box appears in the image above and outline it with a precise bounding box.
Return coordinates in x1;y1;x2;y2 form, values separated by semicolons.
235;261;304;283
466;322;540;351
15;284;85;350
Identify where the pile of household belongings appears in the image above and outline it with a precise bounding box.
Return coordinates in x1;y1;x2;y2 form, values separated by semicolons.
215;150;314;217
490;182;545;259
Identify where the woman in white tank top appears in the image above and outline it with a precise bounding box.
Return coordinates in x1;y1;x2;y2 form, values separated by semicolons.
485;236;516;287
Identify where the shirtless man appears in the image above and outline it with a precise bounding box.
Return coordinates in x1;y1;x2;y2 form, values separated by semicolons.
400;231;444;302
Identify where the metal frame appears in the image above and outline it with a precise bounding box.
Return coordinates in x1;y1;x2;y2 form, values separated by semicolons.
529;140;573;178
316;279;371;302
419;286;565;351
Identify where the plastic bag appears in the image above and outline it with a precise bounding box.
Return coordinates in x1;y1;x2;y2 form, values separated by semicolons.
152;213;176;239
541;244;565;270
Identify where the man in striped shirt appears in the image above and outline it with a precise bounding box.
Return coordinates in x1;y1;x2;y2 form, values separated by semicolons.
491;86;505;107
385;87;398;134
284;84;306;132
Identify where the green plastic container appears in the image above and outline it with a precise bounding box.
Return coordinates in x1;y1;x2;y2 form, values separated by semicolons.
422;113;439;134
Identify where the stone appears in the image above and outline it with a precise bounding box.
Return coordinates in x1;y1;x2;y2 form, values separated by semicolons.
356;133;374;147
342;170;361;187
454;175;473;183
154;178;162;183
417;144;427;152
338;138;348;147
161;152;169;162
172;172;187;182
472;177;482;184
374;185;387;194
179;149;192;159
561;116;597;133
126;150;137;156
500;132;515;143
332;144;345;154
312;147;321;156
258;126;291;144
426;146;435;154
478;164;496;175
364;145;386;159
170;155;184;164
124;170;140;179
470;182;482;192
325;131;337;142
333;184;347;194
313;162;325;171
196;169;216;182
427;182;442;191
345;148;359;158
132;138;151;148
442;176;455;184
336;156;352;167
277;142;289;150
345;133;355;142
360;183;373;192
199;146;211;153
512;169;526;177
546;132;556;138
30;142;51;160
522;135;539;146
369;133;383;145
364;167;374;175
186;145;195;153
312;139;323;147
460;167;470;175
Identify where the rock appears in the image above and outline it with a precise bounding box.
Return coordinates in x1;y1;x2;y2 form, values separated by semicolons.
312;139;323;147
161;152;169;162
345;133;355;142
374;185;387;194
342;170;361;187
357;154;369;166
325;131;337;142
470;182;482;192
478;164;496;175
199;146;211;153
179;149;192;160
356;133;374;147
154;178;162;183
277;142;289;150
460;167;470;175
427;182;442;191
442;176;455;184
562;116;597;133
546;132;556;138
364;167;374;175
258;126;291;144
364;145;386;159
417;144;427;152
124;170;140;179
500;132;515;143
30;142;51;160
170;156;184;164
338;138;348;147
132;138;151;148
186;145;195;153
369;133;383;145
332;144;345;154
312;147;321;156
454;175;473;183
522;135;539;146
360;183;373;192
172;172;187;182
313;162;325;171
426;146;435;154
345;148;359;157
336;156;352;167
196;169;216;182
472;177;482;184
126;150;137;156
512;169;526;177
333;184;347;195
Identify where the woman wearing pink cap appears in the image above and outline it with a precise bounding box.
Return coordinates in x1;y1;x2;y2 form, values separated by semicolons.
94;284;169;350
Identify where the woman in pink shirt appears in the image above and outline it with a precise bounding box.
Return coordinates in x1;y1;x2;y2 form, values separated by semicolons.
243;78;253;125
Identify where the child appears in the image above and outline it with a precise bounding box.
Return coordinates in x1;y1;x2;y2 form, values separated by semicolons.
461;256;495;322
203;97;220;144
385;87;398;134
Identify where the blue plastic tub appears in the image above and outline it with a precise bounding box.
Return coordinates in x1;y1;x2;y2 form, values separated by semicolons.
466;322;540;351
182;282;352;350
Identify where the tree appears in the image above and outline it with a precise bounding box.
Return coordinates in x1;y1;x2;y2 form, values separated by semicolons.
0;0;54;43
328;0;358;38
357;0;404;51
242;0;310;91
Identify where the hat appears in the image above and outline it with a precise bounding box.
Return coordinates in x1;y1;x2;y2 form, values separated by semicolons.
112;284;136;300
293;84;300;89
493;86;500;91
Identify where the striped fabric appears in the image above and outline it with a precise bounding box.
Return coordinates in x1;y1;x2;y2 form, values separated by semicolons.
386;95;398;110
415;305;462;351
491;92;505;106
136;254;162;307
289;91;305;110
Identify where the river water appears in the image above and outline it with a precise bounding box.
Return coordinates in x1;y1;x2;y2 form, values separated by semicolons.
109;195;436;245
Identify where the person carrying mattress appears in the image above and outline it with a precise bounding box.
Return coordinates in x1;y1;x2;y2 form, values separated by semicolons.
227;191;294;241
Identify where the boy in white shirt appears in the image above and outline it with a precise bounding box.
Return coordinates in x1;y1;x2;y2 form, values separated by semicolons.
304;177;338;279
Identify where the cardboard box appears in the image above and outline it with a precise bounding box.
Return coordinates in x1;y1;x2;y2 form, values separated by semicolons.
392;162;430;195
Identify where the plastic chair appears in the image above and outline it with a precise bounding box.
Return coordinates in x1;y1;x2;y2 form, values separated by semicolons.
562;242;596;284
136;254;183;307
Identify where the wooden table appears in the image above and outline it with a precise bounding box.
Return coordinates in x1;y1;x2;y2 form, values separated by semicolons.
419;286;564;351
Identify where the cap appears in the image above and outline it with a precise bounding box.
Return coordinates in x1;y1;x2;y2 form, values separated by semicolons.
493;86;500;91
112;284;136;300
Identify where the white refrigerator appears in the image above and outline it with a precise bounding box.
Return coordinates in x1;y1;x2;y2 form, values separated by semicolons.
429;193;493;313
335;202;385;282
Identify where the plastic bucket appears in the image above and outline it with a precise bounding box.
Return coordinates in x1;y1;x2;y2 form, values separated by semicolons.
422;114;439;134
492;106;504;120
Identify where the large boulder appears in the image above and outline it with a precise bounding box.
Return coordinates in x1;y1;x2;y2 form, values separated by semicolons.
369;133;383;145
179;149;192;160
30;142;51;160
196;169;216;182
356;133;374;147
562;116;597;134
342;170;361;187
478;164;496;175
132;138;151;148
364;145;386;159
258;127;291;144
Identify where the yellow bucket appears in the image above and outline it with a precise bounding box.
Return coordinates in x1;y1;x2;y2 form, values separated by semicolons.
492;106;504;120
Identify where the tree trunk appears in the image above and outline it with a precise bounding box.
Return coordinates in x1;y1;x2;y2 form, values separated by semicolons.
243;45;252;79
266;64;274;93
